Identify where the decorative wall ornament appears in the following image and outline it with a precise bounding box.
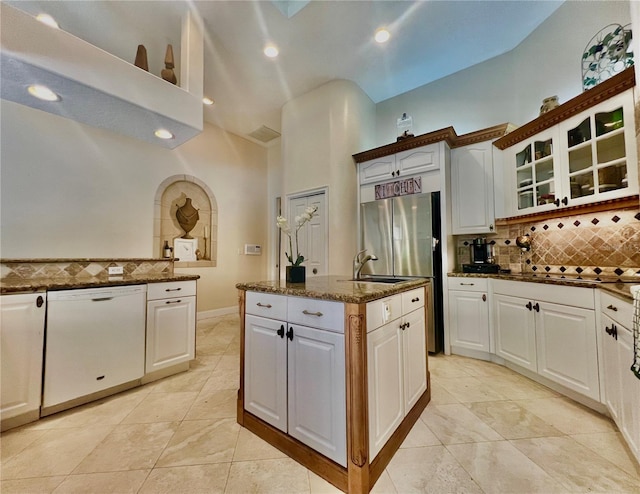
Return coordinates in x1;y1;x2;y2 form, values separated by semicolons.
582;23;633;91
161;44;177;84
134;44;149;71
176;197;199;238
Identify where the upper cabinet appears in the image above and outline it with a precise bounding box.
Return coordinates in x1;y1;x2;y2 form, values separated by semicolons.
495;68;637;218
359;146;440;185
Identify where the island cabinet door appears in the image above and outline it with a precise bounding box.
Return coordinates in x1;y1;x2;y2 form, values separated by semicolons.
367;320;404;460
244;315;287;432
287;324;346;467
402;307;427;412
493;294;537;372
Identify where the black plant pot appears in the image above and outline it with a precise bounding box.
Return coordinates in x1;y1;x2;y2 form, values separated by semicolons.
286;265;306;283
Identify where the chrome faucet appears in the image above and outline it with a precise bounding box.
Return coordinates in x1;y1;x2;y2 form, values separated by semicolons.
353;249;378;280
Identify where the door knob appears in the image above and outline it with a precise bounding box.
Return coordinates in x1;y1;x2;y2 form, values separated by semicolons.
313;268;318;274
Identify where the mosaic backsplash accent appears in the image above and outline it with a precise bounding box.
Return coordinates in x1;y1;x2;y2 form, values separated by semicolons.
455;207;640;278
0;259;173;280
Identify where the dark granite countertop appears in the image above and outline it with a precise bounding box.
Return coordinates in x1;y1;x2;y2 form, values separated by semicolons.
1;273;200;294
448;272;639;302
236;275;430;304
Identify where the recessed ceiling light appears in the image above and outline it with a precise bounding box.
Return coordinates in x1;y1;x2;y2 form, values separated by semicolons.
375;28;390;44
264;44;279;58
36;13;59;29
202;97;215;106
27;84;60;102
154;129;174;140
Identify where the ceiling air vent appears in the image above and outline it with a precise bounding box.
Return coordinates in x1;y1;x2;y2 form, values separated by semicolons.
248;125;281;143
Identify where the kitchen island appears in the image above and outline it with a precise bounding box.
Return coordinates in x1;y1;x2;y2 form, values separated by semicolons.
236;275;431;494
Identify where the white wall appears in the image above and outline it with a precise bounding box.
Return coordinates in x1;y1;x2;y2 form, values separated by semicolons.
375;0;631;146
0;100;269;312
281;79;375;276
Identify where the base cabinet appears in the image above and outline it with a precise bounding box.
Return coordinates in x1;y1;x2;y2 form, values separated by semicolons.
0;293;45;426
448;277;490;354
244;293;346;467
492;281;599;401
601;293;640;463
367;287;426;459
145;281;196;373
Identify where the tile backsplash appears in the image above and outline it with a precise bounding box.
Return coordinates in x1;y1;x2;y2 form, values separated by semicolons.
454;207;640;278
0;259;173;280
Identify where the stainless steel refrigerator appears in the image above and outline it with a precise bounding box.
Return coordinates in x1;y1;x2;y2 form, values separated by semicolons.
360;192;443;353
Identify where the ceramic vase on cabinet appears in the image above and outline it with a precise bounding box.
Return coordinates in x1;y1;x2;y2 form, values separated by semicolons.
286;266;305;283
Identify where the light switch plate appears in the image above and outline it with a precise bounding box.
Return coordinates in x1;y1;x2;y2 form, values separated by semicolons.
108;266;124;275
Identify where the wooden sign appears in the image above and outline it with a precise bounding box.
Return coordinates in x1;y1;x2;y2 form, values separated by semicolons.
375;176;422;199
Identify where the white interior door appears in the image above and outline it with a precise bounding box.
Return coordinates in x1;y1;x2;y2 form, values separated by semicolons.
287;192;326;277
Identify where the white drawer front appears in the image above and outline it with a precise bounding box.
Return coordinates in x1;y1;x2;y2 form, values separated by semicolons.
287;297;344;333
245;292;287;321
147;280;196;300
366;294;402;333
402;287;425;312
448;277;488;292
601;291;633;328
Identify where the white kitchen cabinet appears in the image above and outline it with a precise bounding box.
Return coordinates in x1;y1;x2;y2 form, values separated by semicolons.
367;287;426;459
146;281;196;373
448;277;490;354
492;280;599;400
0;292;45;428
450;141;496;234
501;86;637;217
600;292;640;464
243;291;346;467
359;144;439;185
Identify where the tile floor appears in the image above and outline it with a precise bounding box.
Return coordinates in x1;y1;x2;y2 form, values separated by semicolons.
2;314;639;493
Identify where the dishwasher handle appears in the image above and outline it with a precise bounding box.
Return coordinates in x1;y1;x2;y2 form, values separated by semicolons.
92;297;114;302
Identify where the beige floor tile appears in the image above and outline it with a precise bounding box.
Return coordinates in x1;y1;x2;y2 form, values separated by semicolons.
467;401;563;439
201;356;240;392
400;417;441;448
31;388;150;430
138;463;230;494
156;418;240;467
428;381;460;405
184;389;237;420
428;355;474;378
189;355;222;371
386;445;483;493
515;396;617;435
233;427;287;461
447;355;518;377
121;391;198;424
432;376;507;403
370;470;398;493
1;425;114;479
421;403;503;444
52;469;150;493
147;369;211;393
571;431;640;479
511;436;640;492
224;336;241;356
1;476;66;494
1;428;48;462
308;471;343;494
447;441;568;493
72;422;178;474
475;373;560;400
225;458;310;493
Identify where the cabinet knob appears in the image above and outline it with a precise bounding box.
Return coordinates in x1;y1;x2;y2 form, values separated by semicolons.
562;196;568;206
286;327;294;341
554;198;560;207
526;301;533;311
482;294;487;302
313;268;318;274
277;325;285;338
36;295;44;308
533;302;540;312
606;304;618;312
613;324;618;340
489;224;494;231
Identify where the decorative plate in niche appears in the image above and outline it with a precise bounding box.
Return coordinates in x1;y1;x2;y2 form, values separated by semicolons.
582;23;633;91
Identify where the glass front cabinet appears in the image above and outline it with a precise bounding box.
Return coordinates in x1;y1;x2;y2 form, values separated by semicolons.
506;88;637;216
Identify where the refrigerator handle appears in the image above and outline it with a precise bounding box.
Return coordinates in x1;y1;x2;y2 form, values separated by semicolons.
432;237;439;251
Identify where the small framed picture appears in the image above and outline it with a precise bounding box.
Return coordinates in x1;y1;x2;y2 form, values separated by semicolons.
174;238;198;261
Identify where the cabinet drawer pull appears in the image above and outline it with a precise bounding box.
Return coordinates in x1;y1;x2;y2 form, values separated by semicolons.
411;297;420;303
92;297;113;302
166;288;182;292
606;304;618;312
166;299;182;304
256;303;272;308
302;310;323;317
460;283;475;286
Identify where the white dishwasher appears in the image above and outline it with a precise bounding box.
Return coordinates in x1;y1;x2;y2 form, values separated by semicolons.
43;285;146;409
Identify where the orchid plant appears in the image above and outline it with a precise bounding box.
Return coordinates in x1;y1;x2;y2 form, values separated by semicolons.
277;205;318;266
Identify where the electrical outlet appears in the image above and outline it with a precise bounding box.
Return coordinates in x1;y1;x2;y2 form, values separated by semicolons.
108;266;124;275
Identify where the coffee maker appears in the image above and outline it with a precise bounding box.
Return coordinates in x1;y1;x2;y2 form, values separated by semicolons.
463;237;500;273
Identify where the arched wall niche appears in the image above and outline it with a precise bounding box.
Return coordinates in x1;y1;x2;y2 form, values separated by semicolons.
154;175;217;267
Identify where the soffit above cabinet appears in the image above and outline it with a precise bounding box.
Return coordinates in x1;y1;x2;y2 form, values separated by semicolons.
0;3;203;149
